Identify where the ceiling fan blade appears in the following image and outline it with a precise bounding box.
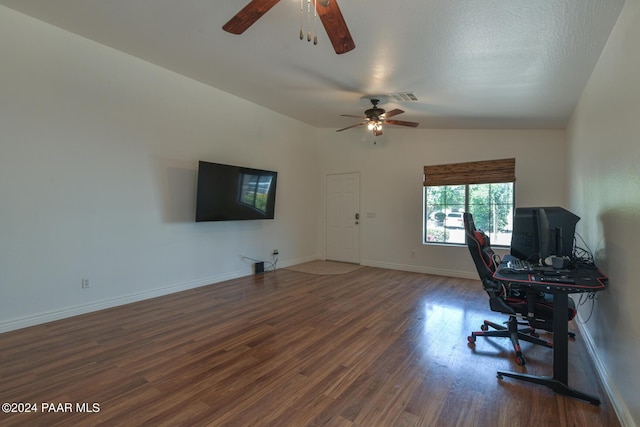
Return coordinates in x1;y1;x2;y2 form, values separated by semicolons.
384;119;419;128
383;109;404;119
336;122;366;132
340;114;367;119
316;0;355;54
222;0;280;34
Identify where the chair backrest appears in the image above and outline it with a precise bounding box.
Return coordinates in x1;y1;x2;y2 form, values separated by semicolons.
463;212;497;282
464;212;516;314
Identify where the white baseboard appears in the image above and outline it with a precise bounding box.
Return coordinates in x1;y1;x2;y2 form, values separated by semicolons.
575;314;634;426
0;270;247;334
0;255;324;334
277;255;321;269
361;259;479;280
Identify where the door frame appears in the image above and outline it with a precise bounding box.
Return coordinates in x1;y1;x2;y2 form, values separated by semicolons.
324;171;361;264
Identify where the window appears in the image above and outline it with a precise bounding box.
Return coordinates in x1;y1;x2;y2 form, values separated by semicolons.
423;159;515;246
239;173;273;213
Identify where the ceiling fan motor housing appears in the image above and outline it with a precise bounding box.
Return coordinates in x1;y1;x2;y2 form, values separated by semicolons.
365;99;385;120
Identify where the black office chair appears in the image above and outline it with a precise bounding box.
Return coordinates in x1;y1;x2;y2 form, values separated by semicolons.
463;212;576;365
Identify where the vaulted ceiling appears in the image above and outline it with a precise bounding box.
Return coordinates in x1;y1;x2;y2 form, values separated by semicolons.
0;0;626;130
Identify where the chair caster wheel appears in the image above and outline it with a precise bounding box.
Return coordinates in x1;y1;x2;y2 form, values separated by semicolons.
480;324;489;331
468;335;476;343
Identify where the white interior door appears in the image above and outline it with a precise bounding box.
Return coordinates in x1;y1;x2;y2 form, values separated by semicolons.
325;172;360;263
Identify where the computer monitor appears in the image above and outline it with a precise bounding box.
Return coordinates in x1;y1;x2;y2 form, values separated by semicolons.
511;208;540;262
510;207;549;263
510;206;581;261
543;207;580;257
535;208;552;264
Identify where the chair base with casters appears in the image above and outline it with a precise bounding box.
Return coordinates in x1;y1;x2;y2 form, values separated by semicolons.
468;315;552;366
467;287;577;365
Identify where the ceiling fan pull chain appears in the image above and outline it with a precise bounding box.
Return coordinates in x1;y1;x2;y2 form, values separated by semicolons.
313;0;318;45
298;0;318;45
299;0;304;40
307;0;312;42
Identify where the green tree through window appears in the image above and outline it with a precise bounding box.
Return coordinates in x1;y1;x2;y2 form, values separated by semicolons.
423;159;515;246
424;183;513;245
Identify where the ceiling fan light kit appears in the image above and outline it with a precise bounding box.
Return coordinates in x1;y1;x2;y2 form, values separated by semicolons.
223;0;355;54
337;98;420;137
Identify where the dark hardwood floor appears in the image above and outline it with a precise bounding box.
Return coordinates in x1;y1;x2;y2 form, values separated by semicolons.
0;267;619;426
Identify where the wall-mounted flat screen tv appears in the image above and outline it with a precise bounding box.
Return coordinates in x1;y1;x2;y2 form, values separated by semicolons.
195;161;277;222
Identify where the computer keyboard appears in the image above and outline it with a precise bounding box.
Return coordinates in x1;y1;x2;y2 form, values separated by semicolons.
504;259;534;273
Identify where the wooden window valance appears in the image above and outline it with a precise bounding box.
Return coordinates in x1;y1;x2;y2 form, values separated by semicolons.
423;158;515;186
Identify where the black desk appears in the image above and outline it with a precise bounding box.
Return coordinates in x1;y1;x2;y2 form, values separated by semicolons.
493;255;608;405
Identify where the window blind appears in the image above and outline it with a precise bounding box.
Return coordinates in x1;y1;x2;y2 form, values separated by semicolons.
423;158;515;186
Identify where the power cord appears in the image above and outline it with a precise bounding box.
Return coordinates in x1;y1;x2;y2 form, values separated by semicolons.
240;255;277;272
576;292;598;324
572;232;596;267
570;232;599;323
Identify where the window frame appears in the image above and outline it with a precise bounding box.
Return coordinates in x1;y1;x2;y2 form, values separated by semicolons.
423;159;515;247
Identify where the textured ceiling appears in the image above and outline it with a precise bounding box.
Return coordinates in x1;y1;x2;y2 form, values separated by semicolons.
0;0;627;130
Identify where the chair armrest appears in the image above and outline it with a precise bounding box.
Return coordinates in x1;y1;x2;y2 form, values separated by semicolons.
489;296;517;315
483;279;517;315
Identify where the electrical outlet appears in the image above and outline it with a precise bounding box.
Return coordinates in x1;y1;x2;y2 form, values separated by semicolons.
81;278;90;289
272;249;279;256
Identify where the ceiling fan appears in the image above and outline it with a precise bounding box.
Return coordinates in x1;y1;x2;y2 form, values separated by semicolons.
337;99;420;136
222;0;355;55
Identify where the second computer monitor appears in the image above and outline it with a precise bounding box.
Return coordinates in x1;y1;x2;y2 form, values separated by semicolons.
510;206;580;261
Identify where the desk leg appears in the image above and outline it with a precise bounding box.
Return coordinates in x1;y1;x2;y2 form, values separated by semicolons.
553;293;569;384
496;292;601;405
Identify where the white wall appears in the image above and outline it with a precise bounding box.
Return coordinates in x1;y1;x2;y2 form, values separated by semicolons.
0;7;321;331
567;0;640;424
315;127;567;277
